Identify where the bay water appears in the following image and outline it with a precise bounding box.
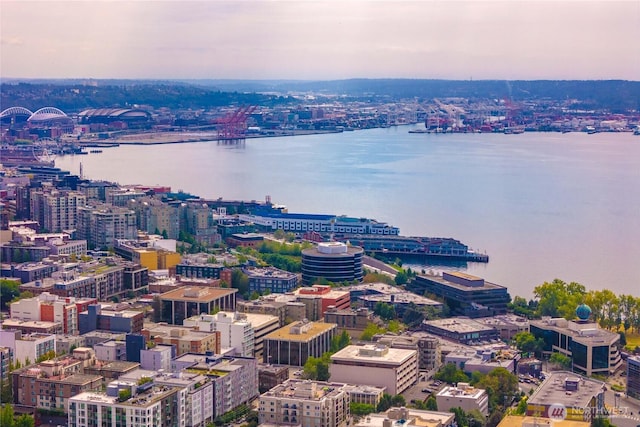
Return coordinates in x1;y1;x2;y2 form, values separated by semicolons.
55;127;640;299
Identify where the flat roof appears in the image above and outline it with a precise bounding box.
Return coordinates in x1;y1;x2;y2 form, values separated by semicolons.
528;371;606;409
498;416;590;427
218;311;279;329
355;409;454;427
265;321;336;342
424;317;497;334
418;274;506;292
1;319;60;328
529;318;619;345
159;286;237;302
60;374;103;385
144;324;219;341
437;385;486;400
330;344;416;365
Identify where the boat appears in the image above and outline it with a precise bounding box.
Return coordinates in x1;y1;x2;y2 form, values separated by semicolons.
504;126;525;134
585;126;598;134
408;129;429;134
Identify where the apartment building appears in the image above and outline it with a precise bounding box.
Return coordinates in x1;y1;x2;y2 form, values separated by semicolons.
259;379;350;427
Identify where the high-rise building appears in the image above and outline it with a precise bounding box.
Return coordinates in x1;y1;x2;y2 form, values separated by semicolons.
30;188;86;232
76;204;137;249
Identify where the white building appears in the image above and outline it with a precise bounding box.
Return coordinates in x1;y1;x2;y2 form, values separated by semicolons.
118;370;213;427
354;407;455;427
10;292;81;335
69;381;186;427
94;340;126;361
140;344;174;372
183;312;254;357
259;379;350;427
0;330;56;365
330;344;419;395
436;383;489;416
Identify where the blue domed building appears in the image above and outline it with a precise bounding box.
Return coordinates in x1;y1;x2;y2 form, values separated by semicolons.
576;303;592;322
529;304;622;376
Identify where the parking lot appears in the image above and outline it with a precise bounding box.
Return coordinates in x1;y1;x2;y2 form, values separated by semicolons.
403;374;445;405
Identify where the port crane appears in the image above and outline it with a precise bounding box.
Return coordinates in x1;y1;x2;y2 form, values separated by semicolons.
216;105;257;141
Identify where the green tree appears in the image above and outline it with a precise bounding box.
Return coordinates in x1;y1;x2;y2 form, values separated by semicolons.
387;320;404;334
1;404;15;427
534;279;586;319
374;302;396;321
394;270;409;285
549;352;572;369
303;354;331;381
330;331;351;353
360;322;386;341
450;407;469;427
425;396;438;411
434;363;469;384
36;350;57;363
513;331;544;355
473;367;519;412
377;393;396;412
15;414;34;427
316;362;330;381
231;269;250;298
0;279;21;310
350;402;376;416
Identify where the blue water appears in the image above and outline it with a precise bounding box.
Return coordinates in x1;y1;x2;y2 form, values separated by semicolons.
55;127;640;298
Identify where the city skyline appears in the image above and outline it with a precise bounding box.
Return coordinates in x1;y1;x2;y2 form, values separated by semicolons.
1;0;639;81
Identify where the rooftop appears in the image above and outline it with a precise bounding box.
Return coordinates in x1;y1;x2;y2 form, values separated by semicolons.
528;371;606;409
262;379;348;400
159;286;237;302
331;344;416;365
529;318;620;345
264;320;336;342
437;383;487;400
424;317;497;334
418;272;506;292
498;415;590;427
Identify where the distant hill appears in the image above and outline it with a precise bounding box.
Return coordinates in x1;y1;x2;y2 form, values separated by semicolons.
1;79;638;113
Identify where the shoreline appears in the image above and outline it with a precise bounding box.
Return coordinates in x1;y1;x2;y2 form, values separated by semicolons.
71;129;345;146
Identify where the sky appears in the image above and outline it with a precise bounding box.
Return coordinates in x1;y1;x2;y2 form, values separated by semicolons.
1;0;639;81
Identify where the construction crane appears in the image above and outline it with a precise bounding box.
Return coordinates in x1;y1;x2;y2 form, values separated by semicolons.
216;105;257;141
